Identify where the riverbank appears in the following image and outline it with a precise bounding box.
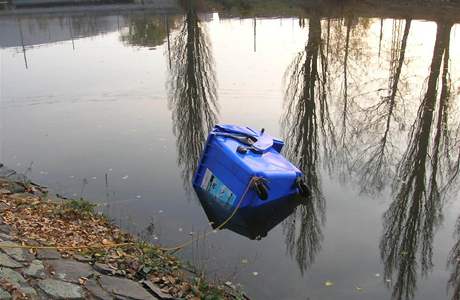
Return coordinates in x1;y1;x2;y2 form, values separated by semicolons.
0;164;247;300
0;0;180;16
2;0;460;23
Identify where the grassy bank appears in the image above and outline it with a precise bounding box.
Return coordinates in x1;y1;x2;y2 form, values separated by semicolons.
0;176;248;299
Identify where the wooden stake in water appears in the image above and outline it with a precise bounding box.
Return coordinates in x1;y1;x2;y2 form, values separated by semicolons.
253;17;257;52
17;18;28;69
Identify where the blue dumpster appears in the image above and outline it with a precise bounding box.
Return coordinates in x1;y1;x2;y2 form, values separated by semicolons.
192;124;308;208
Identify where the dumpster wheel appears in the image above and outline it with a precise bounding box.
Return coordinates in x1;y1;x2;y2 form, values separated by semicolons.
296;177;310;198
253;179;269;200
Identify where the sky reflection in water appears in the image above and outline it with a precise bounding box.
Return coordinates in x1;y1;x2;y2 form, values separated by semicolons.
1;5;460;299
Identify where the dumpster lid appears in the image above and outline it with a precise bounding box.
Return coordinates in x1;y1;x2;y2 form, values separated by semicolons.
214;124;275;152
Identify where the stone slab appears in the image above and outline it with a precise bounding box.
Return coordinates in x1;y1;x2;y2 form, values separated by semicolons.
0;241;34;262
84;278;113;300
24;259;46;278
0;253;23;268
142;280;175;300
73;254;92;262
0;266;37;297
93;263;114;275
37;248;61;260
0;266;27;286
45;259;94;283
98;275;157;300
0;287;11;299
0;233;14;241
38;278;84;299
0;224;11;234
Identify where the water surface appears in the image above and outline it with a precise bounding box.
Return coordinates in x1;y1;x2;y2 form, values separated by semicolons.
1;4;460;300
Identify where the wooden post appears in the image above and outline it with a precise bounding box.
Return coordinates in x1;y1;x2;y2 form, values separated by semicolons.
17;18;28;69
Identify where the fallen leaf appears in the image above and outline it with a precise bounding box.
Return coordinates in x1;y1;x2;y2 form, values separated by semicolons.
324;280;334;287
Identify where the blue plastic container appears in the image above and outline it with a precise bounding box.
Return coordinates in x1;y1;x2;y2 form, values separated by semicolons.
192;124;308;208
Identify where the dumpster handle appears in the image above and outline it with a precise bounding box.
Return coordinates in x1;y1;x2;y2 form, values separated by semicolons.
213;132;257;146
213;132;265;154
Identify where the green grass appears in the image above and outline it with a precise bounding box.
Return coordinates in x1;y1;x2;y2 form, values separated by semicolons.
63;198;97;216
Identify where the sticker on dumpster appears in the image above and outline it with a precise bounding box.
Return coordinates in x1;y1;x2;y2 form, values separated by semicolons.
201;169;237;206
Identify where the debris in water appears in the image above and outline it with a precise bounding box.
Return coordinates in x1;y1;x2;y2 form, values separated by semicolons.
122;175;129;180
252;272;258;276
69;175;75;179
355;286;363;292
241;259;248;264
136;195;142;199
108;168;113;172
386;279;391;283
178;228;183;232
225;281;232;287
189;232;194;236
91;177;97;180
324;281;334;287
158;210;164;214
375;273;381;278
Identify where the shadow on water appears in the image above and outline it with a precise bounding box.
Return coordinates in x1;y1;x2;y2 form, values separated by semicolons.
379;20;460;300
195;187;299;240
167;0;218;193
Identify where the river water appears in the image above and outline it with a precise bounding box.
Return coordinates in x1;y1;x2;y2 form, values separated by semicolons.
1;2;460;299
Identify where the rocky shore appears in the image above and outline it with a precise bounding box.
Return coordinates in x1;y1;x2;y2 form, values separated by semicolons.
0;163;246;300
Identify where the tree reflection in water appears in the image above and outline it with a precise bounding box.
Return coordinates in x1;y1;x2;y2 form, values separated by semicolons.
380;21;460;300
326;16;372;178
281;15;335;274
167;0;218;192
448;216;460;300
120;15;176;48
282;15;460;297
353;19;412;195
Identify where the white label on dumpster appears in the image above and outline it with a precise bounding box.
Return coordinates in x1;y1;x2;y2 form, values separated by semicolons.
201;169;213;190
201;169;237;206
